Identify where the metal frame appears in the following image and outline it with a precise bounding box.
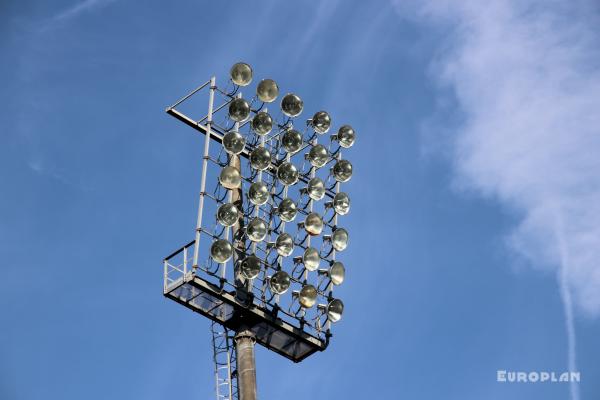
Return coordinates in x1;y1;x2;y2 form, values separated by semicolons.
164;241;328;362
163;77;345;338
162;72;352;400
165;107;336;198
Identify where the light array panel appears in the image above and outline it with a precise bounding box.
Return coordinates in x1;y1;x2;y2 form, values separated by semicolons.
163;63;355;360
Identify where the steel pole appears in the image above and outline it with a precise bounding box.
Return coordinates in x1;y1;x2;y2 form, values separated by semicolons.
192;76;216;270
231;93;246;287
235;330;257;400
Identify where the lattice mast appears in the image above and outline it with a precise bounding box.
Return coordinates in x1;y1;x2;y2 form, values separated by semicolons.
210;321;237;400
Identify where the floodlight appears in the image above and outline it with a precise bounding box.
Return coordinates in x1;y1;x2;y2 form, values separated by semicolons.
304;212;323;236
307;144;329;168
299;285;317;308
219;166;242;189
269;271;291;294
277;198;297;222
247;217;268;242
248;182;270;205
223;131;246;154
281;93;303;117
163;63;357;400
326;299;344;322
241;255;261;279
332;192;350;215
331;228;348;251
336;125;355;148
256;79;279;103
307;177;325;201
277;162;299;186
249;147;271;171
217;203;239;227
210;239;233;263
281;129;303;154
302;247;320;271
312;111;331;134
230;62;253;86
251;112;273;135
333;159;352;182
275;232;294;257
228;98;251;122
329;261;345;285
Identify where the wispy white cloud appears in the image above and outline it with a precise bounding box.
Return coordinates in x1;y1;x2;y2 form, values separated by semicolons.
28;158;73;186
52;0;116;22
556;215;580;400
396;1;600;398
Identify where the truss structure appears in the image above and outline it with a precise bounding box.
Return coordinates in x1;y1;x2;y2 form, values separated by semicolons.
211;321;237;400
162;69;353;399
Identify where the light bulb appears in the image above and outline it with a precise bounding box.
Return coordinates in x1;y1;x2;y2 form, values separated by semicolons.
304;212;323;236
333;192;350;215
249;147;271;171
217;203;239;227
303;247;320;271
327;299;344;322
308;144;328;168
277;162;299;186
210;239;233;263
332;228;348;251
333;159;352;182
275;232;294;257
219;166;241;189
270;271;290;294
247;217;267;242
251;112;273;135
312;111;331;134
230;62;253;86
281;129;303;154
280;93;303;117
329;261;345;285
241;255;261;279
278;198;297;222
256;79;279;103
223;131;246;154
307;177;325;200
299;284;317;308
228;98;251;122
248;181;269;205
337;125;355;148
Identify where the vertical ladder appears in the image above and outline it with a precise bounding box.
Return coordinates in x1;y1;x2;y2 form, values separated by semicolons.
211;320;238;400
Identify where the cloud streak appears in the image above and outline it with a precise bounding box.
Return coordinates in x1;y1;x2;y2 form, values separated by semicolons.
52;0;116;22
397;1;600;398
556;215;579;400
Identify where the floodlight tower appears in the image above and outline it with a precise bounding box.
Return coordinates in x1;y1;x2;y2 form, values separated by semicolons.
162;63;356;400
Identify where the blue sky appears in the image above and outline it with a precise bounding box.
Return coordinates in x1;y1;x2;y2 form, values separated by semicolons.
2;1;600;399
